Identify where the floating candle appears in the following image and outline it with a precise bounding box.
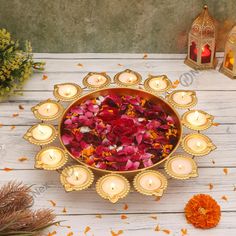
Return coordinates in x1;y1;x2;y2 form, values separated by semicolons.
114;69;142;86
54;83;82;101
182;110;214;131
83;72;111;89
23;124;57;145
32;100;64;121
165;155;198;180
167;90;197;109
60;165;94;191
35;146;68;170
133;170;168;196
182;133;216;156
96;174;130;203
144;75;172;93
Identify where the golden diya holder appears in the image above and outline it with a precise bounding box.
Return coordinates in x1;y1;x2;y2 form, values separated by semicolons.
23;69;217;203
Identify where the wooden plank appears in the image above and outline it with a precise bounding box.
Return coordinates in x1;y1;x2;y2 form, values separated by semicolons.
0;125;235;169
0;168;234;214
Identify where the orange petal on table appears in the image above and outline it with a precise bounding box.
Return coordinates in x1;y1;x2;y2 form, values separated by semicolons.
150;216;158;220
208;183;214;190
118;63;124;66
10;125;16;130
223;168;228;175
172;80;180;88
42;74;48;80
111;230;123;236
77;63;83;67
221;195;228;201
84;226;91;234
121;214;128;220
181;228;188;235
154;225;160;231
62;207;67;213
0;123;3;128
12;113;19;117
47;231;57;236
48;200;56;207
212;122;220;126
123;203;128;210
19;104;24;110
155;196;161;201
162;229;171;234
3;167;13;172
18;156;28;162
142;54;148;59
96;214;102;218
67;232;73;236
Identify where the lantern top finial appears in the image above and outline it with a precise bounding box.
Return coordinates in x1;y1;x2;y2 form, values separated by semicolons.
190;5;215;38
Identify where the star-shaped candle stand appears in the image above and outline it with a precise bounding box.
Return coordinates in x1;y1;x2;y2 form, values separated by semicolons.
24;69;217;203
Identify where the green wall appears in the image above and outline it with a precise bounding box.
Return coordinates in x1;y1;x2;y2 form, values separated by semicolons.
0;0;235;53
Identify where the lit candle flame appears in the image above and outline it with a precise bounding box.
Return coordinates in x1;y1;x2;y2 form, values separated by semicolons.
96;76;102;83
65;88;71;96
178;164;183;170
196;141;202;148
48;150;55;159
156;81;160;87
194;111;200;121
111;182;116;191
148;178;153;186
74;171;79;181
181;92;186;98
128;77;133;83
38;124;45;135
46;104;51;112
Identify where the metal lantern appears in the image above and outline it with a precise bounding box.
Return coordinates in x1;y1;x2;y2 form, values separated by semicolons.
220;25;236;79
185;5;217;70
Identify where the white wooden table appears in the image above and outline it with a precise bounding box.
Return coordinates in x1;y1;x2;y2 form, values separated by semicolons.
1;53;236;236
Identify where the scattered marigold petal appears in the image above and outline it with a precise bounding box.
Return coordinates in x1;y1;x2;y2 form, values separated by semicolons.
150;216;158;220
84;226;91;234
181;228;188;235
3;167;13;172
0;123;3;128
118;63;123;66
162;229;171;234
42;74;48;80
62;207;67;213
155;196;161;201
123;203;128;210
154;225;160;231
143;53;148;59
96;214;102;218
208;183;214;190
47;231;57;236
67;232;73;236
172;80;180;88
48;200;56;207
77;63;83;67
10;125;16;130
212;122;220;126
221;195;228;201
121;214;128;220
18;156;28;162
111;230;123;236
19;104;24;110
223;168;228;175
12;113;19;117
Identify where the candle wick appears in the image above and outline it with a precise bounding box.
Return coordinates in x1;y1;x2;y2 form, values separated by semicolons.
38;125;45;135
46;105;51;112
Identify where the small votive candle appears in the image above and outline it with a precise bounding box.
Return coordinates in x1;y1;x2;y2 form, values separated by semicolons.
167;90;197;109
144;75;172;93
32;100;64;121
114;69;142;86
96;174;130;203
54;83;82;101
182;133;216;156
35;146;68;170
133;170;168;196
165;155;198;180
23;124;57;145
60;165;94;191
83;72;111;89
182;110;214;131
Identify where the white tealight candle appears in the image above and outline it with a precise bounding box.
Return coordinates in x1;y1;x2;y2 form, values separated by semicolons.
32;124;53;141
37;102;59;117
87;74;107;86
187;137;208;152
102;176;125;196
40;149;63;165
139;174;161;191
58;84;78;98
118;72;138;84
186;111;207;126
172;91;193;105
66;168;89;186
149;77;168;91
171;158;193;175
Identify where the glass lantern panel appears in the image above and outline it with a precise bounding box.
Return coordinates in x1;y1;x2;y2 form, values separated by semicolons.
201;44;211;64
190;41;197;62
224;50;234;71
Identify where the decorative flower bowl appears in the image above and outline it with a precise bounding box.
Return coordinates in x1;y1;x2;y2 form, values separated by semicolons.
24;70;216;203
59;87;183;175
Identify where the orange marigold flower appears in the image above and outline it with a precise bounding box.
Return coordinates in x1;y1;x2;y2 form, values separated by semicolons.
185;194;221;229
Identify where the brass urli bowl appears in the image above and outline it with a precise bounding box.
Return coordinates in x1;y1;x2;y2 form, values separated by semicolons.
59;87;183;176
